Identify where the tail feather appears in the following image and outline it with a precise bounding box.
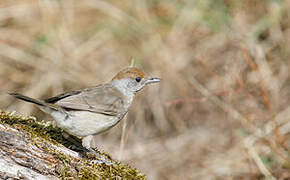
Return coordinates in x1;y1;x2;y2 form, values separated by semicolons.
9;93;46;106
9;92;65;116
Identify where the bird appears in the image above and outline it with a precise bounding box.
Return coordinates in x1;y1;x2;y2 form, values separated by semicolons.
9;67;160;164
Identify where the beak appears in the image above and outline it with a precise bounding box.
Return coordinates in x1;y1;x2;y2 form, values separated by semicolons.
146;77;161;84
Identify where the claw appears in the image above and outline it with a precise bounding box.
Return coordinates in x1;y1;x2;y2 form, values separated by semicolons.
87;147;114;165
90;159;114;165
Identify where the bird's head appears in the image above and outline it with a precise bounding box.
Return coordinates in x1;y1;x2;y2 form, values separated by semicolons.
111;67;160;95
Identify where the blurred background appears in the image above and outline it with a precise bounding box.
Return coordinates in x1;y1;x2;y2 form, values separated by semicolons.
0;0;290;179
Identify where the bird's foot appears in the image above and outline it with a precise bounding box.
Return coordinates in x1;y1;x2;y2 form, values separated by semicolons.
87;147;114;165
90;159;114;165
68;144;85;151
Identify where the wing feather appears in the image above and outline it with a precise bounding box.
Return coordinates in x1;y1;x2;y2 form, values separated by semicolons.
49;84;126;116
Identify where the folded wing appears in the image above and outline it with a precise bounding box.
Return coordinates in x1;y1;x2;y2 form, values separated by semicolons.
45;84;126;116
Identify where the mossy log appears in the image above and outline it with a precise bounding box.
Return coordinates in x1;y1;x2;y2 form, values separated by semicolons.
0;110;146;179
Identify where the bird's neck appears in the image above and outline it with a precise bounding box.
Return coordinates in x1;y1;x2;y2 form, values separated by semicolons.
110;80;135;114
110;79;135;100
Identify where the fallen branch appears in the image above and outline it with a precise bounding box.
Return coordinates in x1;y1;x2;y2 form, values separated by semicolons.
0;110;145;179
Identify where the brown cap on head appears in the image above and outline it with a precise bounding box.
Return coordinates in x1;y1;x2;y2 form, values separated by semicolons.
112;67;146;80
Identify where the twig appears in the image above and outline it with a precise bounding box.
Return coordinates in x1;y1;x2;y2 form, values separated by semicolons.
244;136;276;180
118;115;128;161
188;76;288;179
188;76;258;133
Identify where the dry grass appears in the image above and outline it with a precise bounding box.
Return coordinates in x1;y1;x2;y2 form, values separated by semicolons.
0;0;290;179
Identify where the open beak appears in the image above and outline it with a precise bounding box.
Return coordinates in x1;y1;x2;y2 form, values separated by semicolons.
146;77;161;84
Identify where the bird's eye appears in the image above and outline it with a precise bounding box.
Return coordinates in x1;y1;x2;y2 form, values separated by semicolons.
135;77;141;82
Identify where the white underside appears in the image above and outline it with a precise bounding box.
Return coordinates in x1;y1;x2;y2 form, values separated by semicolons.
51;110;120;137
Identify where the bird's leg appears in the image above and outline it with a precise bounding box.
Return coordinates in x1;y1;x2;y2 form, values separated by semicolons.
61;132;85;151
82;135;114;165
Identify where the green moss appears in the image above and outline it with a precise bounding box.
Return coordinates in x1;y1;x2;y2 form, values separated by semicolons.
0;110;146;180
